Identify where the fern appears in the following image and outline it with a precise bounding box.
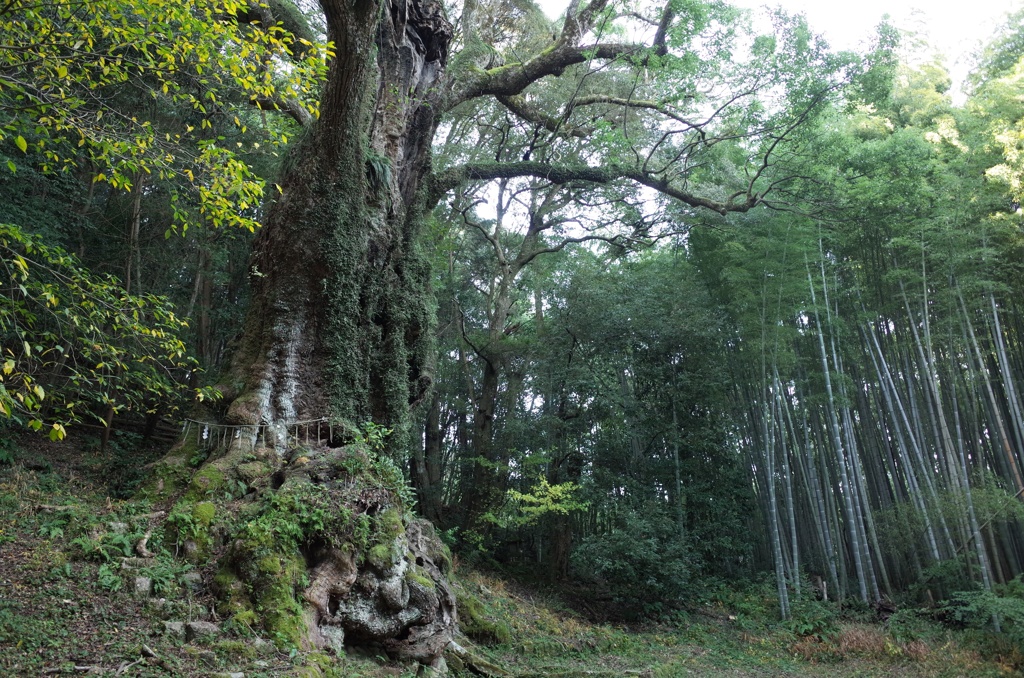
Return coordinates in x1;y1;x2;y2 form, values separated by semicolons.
365;151;393;207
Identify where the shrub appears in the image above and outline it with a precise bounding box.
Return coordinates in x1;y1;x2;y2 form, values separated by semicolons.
571;505;692;618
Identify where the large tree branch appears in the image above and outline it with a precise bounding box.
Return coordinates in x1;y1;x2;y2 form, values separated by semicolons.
517;232;634;269
428;161;761;215
652;1;674;56
446;42;639;110
560;0;610;44
733;88;830;203
251;95;313;127
444;0;680;111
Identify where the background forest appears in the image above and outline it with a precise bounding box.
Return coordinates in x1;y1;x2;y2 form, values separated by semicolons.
4;0;1024;673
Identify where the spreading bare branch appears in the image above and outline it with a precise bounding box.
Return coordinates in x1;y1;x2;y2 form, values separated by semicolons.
429;161;761;215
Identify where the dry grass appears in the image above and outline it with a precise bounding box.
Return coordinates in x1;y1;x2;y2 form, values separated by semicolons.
837;623;929;660
789;622;935;663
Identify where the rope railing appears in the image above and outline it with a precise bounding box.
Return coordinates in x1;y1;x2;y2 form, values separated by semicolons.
181;417;337;451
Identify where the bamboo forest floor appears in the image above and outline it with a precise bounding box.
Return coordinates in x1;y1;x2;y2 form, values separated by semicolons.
0;434;1017;677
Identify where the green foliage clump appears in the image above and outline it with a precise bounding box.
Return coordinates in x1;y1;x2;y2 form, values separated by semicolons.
0;0;329;233
786;597;839;642
139;559;193;597
886;608;945;645
0;224;209;437
238;481;366;554
71;531;135;563
940;584;1024;649
484;478;588;529
0;435;16;466
364;150;393;207
95;563;122;592
571;505;693;618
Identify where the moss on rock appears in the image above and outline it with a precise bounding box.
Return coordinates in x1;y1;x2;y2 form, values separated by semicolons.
213;569;252;619
237;460;271;484
146;439;456;663
407;564;436;591
185;465;226;501
193;501;216;526
456;590;512;646
254;554;306;649
137;436;200;500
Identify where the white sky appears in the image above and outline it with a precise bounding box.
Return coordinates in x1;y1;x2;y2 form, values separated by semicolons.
732;0;1020;56
539;0;1023;96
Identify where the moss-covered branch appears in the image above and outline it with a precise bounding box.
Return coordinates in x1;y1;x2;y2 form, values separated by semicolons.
446;42;639;110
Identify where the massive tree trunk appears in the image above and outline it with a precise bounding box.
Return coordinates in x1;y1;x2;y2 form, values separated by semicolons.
222;0;448;445
149;0;458;667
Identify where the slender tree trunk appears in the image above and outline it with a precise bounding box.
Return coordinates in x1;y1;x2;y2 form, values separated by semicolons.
808;264;868;602
413;395;444;523
864;322;941;561
125;174;143;295
989;294;1024;487
671;392;686;539
763;391;790;619
773;372;800;596
960;294;1024;585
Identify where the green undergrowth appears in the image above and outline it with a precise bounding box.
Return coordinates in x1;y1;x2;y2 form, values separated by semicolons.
0;433;429;677
447;570;1017;677
0;432;1018;677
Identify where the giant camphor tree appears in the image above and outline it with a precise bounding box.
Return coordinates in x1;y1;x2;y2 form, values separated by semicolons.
218;0;855;451
3;0;872;667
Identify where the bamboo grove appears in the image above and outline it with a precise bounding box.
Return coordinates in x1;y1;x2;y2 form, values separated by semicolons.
689;34;1024;612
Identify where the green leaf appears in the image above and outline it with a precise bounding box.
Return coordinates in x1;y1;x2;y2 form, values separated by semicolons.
15;136;27;153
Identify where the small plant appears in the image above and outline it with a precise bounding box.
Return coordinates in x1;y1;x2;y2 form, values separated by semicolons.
787;597;839;641
364;152;393;206
369;454;415;508
223;478;249;501
140;560;192;596
571;505;694;619
887;608;944;644
941;589;1024;638
439;525;459;549
0;435;16;465
96;563;122;592
71;531;134;563
0;600;25;642
38;517;67;539
333;449;368;477
166;508;199;545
